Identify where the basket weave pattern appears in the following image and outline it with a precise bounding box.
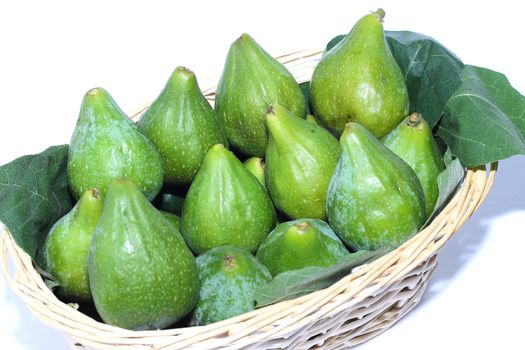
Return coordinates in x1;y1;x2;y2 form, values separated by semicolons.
0;51;496;350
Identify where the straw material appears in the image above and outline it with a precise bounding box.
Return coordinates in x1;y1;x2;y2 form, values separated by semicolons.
0;50;497;349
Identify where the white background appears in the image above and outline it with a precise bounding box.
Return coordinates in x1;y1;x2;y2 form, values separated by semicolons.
1;1;524;349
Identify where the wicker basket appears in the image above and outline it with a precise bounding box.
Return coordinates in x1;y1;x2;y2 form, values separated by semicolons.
0;50;496;350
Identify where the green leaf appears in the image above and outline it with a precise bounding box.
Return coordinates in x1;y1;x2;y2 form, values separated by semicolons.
323;31;464;128
152;193;185;216
324;34;345;54
424;148;465;225
255;247;391;308
385;31;464;128
437;65;525;167
0;145;73;264
435;150;465;210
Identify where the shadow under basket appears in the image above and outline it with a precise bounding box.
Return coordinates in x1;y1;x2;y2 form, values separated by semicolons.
0;50;497;350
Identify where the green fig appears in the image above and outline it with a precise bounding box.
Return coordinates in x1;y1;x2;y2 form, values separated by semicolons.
327;123;425;251
138;66;228;185
181;144;276;254
383;113;445;217
265;104;340;219
189;246;271;326
88;179;199;330
161;211;181;231
68;88;164;200
305;114;319;125
42;189;103;301
215;33;306;156
256;219;349;276
310;9;409;138
243;157;266;190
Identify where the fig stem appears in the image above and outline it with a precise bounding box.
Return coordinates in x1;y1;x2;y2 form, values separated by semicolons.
373;8;385;21
407;113;422;128
87;88;99;96
223;255;235;268
90;189;100;199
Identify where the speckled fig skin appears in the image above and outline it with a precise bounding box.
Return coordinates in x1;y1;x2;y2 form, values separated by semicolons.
383;113;445;218
67;88;164;200
243;157;266;190
42;189;103;302
265;104;340;220
256;219;349;276
138;67;228;185
189;246;271;326
88;179;199;330
327;123;425;251
161;211;181;231
310;9;409;138
305;114;319;125
215;33;306;157
181;144;276;254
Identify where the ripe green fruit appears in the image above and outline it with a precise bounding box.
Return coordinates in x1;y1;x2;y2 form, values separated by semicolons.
181;144;276;254
310;9;409;138
161;211;181;231
42;189;103;301
215;33;306;156
265;104;340;219
383;113;445;217
138;66;228;185
243;157;266;190
327;123;425;250
189;246;271;326
256;219;349;276
67;87;164;200
305;114;319;125
88;179;199;330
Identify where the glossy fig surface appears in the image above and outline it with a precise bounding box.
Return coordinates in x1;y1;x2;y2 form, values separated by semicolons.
310;9;409;138
265;104;340;220
88;179;199;330
181;144;276;254
327;123;425;250
68;88;163;200
138;66;228;185
189;246;271;326
43;189;103;301
256;219;349;276
215;33;306;156
243;157;266;190
383;113;445;217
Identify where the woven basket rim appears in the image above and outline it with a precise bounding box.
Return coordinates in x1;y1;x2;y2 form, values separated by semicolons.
0;49;498;350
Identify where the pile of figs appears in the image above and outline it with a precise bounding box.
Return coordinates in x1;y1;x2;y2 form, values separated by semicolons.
42;9;444;330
